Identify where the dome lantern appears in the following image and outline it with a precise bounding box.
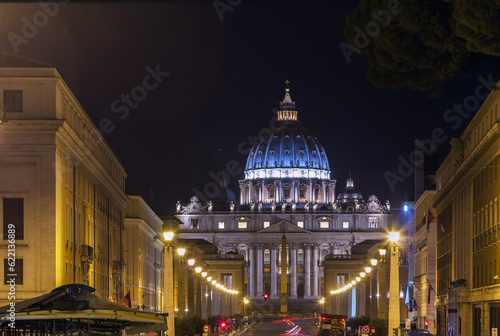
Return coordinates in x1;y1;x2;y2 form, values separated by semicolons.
277;81;298;122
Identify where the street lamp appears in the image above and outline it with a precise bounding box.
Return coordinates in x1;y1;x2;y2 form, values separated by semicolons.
188;258;195;267
388;231;400;336
319;297;325;314
378;246;387;320
195;266;202;274
163;231;174;251
162;228;175;336
177;247;186;263
370;259;378;267
243;297;249;316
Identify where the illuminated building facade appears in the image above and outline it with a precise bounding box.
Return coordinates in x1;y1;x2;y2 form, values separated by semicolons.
0;57;128;305
176;88;392;314
432;81;500;336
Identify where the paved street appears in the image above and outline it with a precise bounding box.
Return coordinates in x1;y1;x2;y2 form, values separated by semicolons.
241;317;319;336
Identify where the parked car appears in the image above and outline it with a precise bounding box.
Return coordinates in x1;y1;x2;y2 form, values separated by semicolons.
408;330;431;336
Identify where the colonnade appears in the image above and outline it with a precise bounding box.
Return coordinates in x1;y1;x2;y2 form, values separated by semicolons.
239;179;336;205
245;243;321;299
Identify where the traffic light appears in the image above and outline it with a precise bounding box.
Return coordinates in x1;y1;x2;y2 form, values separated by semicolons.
393;327;398;336
322;316;326;321
263;293;269;300
424;321;429;329
220;322;226;330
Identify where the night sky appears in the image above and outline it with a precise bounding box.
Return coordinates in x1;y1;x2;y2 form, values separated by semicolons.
0;1;490;213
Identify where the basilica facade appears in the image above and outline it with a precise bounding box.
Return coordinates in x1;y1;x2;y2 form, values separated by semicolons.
175;87;392;313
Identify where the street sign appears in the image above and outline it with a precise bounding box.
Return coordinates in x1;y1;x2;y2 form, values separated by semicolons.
203;324;209;333
361;325;370;334
405;319;411;329
232;318;236;324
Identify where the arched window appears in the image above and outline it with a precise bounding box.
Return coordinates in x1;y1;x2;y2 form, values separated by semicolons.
321;248;328;261
264;249;270;264
240;249;247;261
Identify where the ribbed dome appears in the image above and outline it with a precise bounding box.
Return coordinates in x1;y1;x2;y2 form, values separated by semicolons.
245;124;330;171
244;87;331;180
337;177;363;203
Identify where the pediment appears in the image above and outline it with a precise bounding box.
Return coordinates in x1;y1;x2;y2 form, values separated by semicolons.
256;220;311;234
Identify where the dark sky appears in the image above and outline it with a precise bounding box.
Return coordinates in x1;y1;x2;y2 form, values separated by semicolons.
0;1;489;213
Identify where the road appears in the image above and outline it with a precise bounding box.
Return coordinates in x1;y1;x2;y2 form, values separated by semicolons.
241;317;319;336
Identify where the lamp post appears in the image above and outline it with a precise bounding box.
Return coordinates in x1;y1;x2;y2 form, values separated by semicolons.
186;257;196;318
177;247;187;317
162;228;175;336
388;232;400;336
378;247;387;320
319;297;325;314
243;297;249;316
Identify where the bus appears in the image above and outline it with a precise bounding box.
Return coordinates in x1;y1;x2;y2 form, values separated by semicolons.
318;314;347;336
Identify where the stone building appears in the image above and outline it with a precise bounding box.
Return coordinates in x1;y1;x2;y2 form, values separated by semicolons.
431;81;500;336
413;190;437;332
0;54;128;305
176;87;392;314
124;192;165;312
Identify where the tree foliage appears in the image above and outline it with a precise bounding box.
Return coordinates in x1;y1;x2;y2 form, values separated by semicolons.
344;0;500;91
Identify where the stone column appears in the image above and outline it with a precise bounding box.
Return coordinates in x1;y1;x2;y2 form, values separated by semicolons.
256;244;264;297
304;244;311;298
290;244;297;298
321;181;326;203
274;180;280;203
271;244;278;298
239;181;246;205
293;179;299;201
258;181;264;202
309;180;313;202
328;181;336;203
247;181;253;203
249;245;255;297
312;245;319;297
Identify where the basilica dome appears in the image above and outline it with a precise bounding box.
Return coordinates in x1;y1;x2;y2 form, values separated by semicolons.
337;177;364;203
244;88;331;180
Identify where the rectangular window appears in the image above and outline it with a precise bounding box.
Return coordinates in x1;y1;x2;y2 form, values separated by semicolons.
369;218;378;228
297;221;304;228
264;267;271;273
190;218;199;229
263;221;270;228
337;274;346;287
218;221;225;229
298;250;304;262
238;222;247;229
298;268;304;273
4;90;23;112
4;259;23;284
343;221;350;229
320;221;329;228
3;198;24;240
